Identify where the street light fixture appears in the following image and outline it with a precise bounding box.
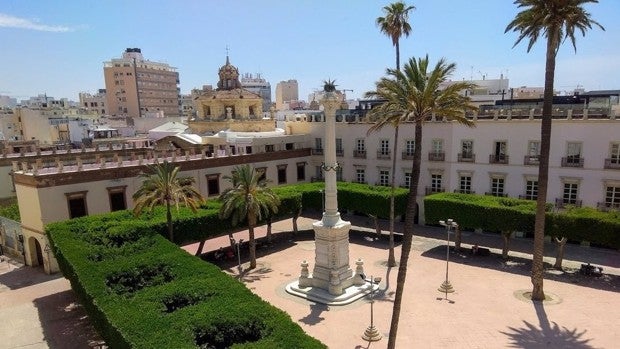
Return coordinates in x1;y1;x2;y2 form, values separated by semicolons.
360;274;382;342
230;237;244;271
438;219;457;299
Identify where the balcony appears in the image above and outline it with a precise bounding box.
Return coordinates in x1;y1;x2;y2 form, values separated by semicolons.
457;153;475;162
375;181;390;187
336;148;344;157
519;194;536;200
428;152;445;161
489;154;509;164
377;150;391;160
402;151;414;160
604;158;620;169
454;189;475;194
425;186;445;195
311;148;324;155
353;150;367;159
561;156;584;167
597;202;620;212
524;155;540;166
555;198;582;209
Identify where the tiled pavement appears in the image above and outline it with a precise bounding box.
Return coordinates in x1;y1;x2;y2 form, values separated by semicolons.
1;214;618;348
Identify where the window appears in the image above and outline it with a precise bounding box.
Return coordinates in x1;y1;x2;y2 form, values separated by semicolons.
336;166;343;181
563;182;579;204
490;176;505;196
356;139;366;152
461;140;474;159
380;139;390;155
431;174;443;192
356;168;366;183
610;143;620;164
296;162;306;181
277;165;287;184
285;143;294;150
567;142;582;159
605;186;620;208
459;175;472;193
379;169;390;186
107;186;127;211
256;167;267;182
265;144;275;152
336;138;343;156
315;138;323;150
207;174;220;196
65;191;88;219
525;180;538;200
405;140;415;156
432;139;443;153
492;141;507;163
404;171;412;188
526;141;540;165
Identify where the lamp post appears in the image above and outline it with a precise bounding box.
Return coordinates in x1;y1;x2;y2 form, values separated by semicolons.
230;237;244;271
360;274;382;342
438;219;457;299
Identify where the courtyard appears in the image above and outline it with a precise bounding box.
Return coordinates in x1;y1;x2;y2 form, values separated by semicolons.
1;214;618;348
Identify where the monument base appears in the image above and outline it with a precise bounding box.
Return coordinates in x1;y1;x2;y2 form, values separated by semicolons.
285;279;379;306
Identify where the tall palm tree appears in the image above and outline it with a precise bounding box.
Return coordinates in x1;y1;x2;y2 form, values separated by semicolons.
219;165;280;269
368;56;476;349
375;1;415;267
506;0;604;301
133;160;204;242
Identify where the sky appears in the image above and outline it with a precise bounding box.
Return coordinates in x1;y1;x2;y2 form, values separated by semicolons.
1;0;619;102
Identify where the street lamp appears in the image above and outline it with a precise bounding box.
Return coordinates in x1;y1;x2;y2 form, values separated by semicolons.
360;274;382;342
230;237;244;271
438;219;457;299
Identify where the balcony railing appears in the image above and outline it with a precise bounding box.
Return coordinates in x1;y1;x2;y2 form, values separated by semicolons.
519;194;536;200
485;191;508;197
311;148;324;155
377;150;391;160
457;153;475;162
353;150;366;158
402;151;414;160
561;156;584;167
336;148;344;157
428;152;445;161
597;202;620;211
425;186;445;195
524;155;540;166
555;198;582;209
604;158;620;169
454;189;475;194
489;154;509;164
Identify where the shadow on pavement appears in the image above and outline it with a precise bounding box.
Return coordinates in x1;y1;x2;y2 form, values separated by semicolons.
500;301;596;349
299;302;329;325
33;289;104;349
421;245;620;293
0;264;62;290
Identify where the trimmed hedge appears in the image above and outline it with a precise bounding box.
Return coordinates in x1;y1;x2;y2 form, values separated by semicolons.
424;193;620;249
47;215;326;349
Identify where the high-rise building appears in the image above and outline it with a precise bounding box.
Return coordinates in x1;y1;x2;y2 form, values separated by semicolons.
275;79;298;110
103;48;180;118
241;73;272;112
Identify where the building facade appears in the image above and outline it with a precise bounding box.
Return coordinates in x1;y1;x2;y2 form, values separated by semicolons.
78;89;108;116
275;79;299;110
241;73;272;112
104;48;181;118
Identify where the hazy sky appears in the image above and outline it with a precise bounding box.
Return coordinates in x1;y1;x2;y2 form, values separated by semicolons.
1;0;618;102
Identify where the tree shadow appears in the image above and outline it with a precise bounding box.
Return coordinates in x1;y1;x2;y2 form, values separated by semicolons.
421;245;620;293
500;300;597;349
230;264;273;283
33;289;104;349
0;264;62;290
298;302;329;325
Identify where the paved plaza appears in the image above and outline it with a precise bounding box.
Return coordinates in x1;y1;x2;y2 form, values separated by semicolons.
1;214;618;348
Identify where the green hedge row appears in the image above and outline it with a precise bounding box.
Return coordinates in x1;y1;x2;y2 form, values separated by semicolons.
47;214;326;349
424;193;620;249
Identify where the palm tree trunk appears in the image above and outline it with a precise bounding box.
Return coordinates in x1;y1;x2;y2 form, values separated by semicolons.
194;240;205;256
166;200;173;242
388;120;422;349
266;218;273;244
387;125;399;267
554;237;567;270
531;31;558;302
454;225;462;251
395;40;400;71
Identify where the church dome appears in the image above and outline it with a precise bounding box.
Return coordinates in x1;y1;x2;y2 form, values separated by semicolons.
217;56;241;90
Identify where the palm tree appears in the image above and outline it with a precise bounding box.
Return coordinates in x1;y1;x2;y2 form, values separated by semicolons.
219;165;280;269
133;160;204;242
367;56;476;349
506;0;604;301
375;1;415;267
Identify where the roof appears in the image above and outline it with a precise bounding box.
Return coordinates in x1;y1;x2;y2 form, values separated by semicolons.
148;121;189;133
